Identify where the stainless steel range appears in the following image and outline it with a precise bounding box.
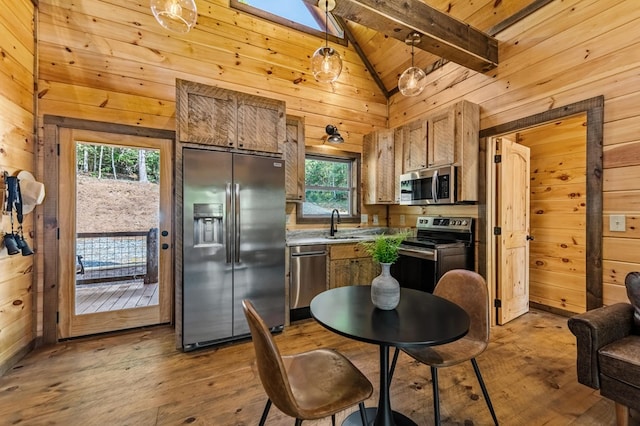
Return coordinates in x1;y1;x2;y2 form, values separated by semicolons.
391;216;474;293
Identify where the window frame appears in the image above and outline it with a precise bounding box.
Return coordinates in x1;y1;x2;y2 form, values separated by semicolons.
230;0;347;46
296;147;361;225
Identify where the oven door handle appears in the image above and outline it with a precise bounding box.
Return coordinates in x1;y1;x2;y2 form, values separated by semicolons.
398;247;437;261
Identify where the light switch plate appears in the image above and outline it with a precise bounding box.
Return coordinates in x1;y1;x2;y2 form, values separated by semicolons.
361;214;368;224
610;215;626;232
372;214;379;225
399;215;406;226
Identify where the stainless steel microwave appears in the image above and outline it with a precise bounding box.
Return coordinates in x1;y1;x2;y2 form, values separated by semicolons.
399;165;457;205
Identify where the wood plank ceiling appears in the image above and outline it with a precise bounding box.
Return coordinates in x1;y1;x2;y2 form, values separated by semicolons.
311;0;548;98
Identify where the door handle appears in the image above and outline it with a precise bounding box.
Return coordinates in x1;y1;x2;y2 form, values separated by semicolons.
432;170;439;203
526;235;534;241
226;183;232;264
235;183;240;263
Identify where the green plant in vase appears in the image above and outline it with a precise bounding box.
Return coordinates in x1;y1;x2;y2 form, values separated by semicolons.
358;232;409;265
359;232;410;310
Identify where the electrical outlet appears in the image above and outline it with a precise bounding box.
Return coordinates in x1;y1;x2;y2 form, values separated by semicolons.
372;214;379;225
361;214;368;224
399;215;405;226
610;215;626;232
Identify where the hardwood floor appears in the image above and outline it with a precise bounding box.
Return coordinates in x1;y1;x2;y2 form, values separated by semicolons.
0;309;616;425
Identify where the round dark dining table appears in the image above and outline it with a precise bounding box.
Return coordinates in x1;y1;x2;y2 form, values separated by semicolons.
310;285;470;426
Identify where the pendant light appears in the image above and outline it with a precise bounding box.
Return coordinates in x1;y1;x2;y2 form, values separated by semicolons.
311;0;342;83
325;125;344;144
398;32;427;97
150;0;197;33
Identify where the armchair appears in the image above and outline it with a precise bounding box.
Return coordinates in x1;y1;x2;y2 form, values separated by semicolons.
567;272;640;425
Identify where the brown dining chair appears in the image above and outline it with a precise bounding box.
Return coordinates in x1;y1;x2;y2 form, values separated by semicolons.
242;299;373;425
389;269;499;425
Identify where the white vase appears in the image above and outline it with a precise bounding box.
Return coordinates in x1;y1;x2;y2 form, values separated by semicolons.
371;263;400;310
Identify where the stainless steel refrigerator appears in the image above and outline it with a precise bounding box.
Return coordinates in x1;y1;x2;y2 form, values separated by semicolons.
181;148;285;350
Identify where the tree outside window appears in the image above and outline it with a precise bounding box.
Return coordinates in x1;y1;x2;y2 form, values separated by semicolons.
297;150;360;224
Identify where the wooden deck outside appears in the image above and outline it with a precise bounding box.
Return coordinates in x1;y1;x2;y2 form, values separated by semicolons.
75;281;159;314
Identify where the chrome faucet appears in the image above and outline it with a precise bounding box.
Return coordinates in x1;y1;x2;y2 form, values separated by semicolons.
329;209;341;237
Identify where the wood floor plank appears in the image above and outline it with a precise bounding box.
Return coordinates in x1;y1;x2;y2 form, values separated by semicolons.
0;309;617;425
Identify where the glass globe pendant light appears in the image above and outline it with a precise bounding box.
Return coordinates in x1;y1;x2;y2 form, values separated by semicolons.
398;32;427;97
311;0;342;83
150;0;198;33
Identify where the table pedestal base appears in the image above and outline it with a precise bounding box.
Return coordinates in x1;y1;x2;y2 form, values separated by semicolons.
343;407;417;426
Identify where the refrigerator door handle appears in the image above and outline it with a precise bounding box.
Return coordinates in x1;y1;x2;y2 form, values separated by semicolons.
225;183;232;264
235;183;241;263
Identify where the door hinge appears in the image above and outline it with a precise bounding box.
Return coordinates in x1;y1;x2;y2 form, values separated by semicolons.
56;311;59;323
57;143;60;156
493;227;501;235
494;299;502;308
57;228;60;240
494;154;502;163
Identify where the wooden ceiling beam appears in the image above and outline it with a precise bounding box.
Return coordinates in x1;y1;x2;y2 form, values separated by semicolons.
304;0;498;73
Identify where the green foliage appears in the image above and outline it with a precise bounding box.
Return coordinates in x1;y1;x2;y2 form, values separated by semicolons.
358;232;410;264
304;157;349;210
76;143;160;183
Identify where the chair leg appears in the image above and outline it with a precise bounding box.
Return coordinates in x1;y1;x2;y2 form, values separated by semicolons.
471;358;499;426
259;399;272;426
389;347;400;386
358;401;368;425
295;419;303;426
431;366;441;426
331;414;336;426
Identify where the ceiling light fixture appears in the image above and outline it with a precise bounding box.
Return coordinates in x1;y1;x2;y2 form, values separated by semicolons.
398;32;427;97
325;125;344;144
150;0;197;33
311;0;342;83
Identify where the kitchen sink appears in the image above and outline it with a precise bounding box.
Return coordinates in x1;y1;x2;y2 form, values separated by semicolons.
326;235;373;240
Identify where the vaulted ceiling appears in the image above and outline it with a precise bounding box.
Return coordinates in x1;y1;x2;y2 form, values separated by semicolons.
308;0;549;98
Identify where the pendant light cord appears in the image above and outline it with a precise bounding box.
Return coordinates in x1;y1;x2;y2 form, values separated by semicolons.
324;0;329;48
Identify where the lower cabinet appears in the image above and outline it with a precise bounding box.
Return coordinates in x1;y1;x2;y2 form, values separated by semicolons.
329;243;380;288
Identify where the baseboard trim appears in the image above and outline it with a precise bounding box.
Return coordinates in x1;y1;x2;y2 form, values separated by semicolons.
530;301;575;318
0;340;35;377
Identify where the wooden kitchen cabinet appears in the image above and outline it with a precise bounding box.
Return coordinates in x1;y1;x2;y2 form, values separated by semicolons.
363;129;395;204
329;243;379;288
284;116;305;202
176;79;285;154
428;100;480;201
400;119;428;173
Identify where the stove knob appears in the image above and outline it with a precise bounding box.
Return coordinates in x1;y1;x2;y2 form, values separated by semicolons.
452;220;459;225
461;220;468;226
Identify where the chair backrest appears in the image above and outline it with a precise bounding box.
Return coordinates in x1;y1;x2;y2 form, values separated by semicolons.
434;269;490;344
242;299;299;418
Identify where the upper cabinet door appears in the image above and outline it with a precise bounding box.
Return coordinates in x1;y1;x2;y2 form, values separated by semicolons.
176;79;285;154
428;106;456;168
237;94;285;154
363;129;395;204
284;116;305;202
402;119;428;172
177;81;237;147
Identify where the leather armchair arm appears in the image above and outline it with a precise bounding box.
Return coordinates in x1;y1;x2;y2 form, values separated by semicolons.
567;303;635;389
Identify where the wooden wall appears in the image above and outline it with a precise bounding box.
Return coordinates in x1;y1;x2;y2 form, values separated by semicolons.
387;0;640;307
517;115;587;313
0;0;36;374
36;0;389;232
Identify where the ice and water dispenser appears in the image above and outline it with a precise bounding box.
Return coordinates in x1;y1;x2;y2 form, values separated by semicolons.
193;203;223;248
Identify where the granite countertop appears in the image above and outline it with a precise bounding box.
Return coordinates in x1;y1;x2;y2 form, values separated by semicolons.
286;227;401;246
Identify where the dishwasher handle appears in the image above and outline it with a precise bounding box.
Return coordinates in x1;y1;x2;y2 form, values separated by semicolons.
291;250;327;257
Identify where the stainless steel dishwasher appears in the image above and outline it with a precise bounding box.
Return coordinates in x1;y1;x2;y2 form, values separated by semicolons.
289;244;327;321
